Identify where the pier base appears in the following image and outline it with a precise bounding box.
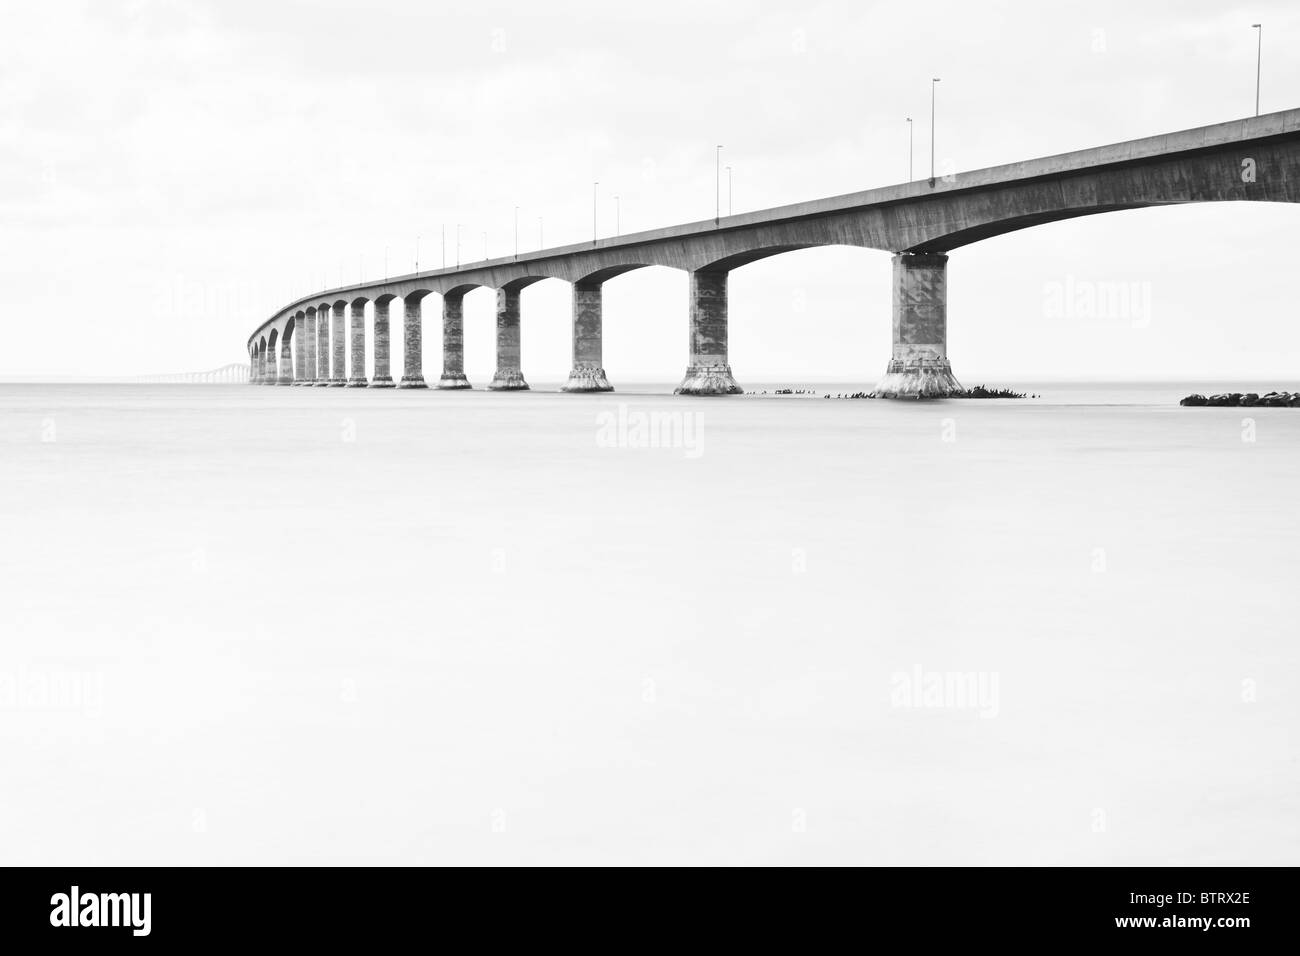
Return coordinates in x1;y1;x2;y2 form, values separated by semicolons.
438;372;472;389
562;366;613;392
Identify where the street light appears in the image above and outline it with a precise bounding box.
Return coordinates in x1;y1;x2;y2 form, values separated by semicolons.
441;224;446;269
1253;24;1262;116
715;145;723;225
514;206;519;259
456;225;462;268
593;181;599;244
930;79;940;185
614;195;620;236
538;216;543;250
482;232;488;261
725;166;732;215
415;235;419;273
906;117;913;181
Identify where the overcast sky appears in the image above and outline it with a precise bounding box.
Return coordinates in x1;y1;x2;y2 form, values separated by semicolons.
3;0;1297;382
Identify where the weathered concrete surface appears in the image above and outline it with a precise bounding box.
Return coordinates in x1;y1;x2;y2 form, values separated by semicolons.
248;110;1300;390
562;280;613;392
347;299;368;387
329;302;347;386
301;310;317;384
293;312;306;383
314;302;331;386
676;271;741;395
438;292;471;389
872;253;964;398
278;323;293;384
489;287;528;390
399;293;427;388
369;296;395;388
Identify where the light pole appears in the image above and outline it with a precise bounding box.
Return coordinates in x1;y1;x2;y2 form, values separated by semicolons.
415;235;419;273
614;195;620;236
592;181;599;244
725;166;732;215
482;232;488;261
441;224;446;269
456;225;462;268
715;145;723;225
930;78;941;184
1253;24;1262;116
538;217;543;250
384;246;388;280
514;206;519;259
907;117;913;180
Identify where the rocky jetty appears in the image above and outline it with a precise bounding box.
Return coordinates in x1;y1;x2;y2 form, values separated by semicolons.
822;385;1036;400
1181;391;1300;407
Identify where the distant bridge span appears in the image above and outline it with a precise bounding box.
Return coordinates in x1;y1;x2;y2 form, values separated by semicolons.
247;109;1300;397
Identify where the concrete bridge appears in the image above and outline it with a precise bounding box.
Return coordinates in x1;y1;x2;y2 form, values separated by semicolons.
247;109;1300;397
135;363;250;384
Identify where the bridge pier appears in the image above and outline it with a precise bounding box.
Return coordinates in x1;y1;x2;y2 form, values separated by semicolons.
872;252;963;399
347;300;367;387
438;293;471;389
489;287;529;390
369;298;395;387
399;295;427;388
293;315;306;384
562;280;613;392
296;311;314;384
675;270;742;395
314;306;331;386
278;338;292;385
329;302;346;385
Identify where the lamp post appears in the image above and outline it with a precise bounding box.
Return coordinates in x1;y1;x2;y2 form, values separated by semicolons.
441;224;446;269
456;225;462;268
414;236;419;274
715;145;723;225
514;206;519;259
538;217;543;250
906;117;913;180
930;79;940;185
593;181;599;244
1253;24;1262;116
482;231;488;262
614;195;620;236
725;166;732;215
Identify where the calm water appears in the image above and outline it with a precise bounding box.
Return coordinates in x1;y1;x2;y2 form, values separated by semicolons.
1;382;1297;865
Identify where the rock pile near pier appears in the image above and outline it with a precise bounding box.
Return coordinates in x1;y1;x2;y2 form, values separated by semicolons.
1181;391;1300;407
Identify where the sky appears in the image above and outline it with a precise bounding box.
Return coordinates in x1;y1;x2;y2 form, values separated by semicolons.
2;0;1298;382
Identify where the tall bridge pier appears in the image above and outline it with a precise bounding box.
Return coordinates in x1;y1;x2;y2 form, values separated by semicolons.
873;253;962;399
562;280;613;392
